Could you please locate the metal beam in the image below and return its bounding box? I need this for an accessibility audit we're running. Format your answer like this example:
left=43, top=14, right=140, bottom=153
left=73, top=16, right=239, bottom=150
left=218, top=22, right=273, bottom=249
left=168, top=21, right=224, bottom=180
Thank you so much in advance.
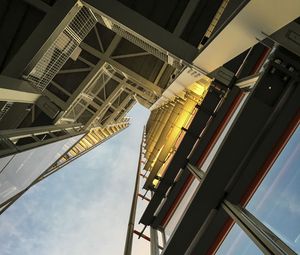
left=66, top=35, right=122, bottom=108
left=123, top=129, right=144, bottom=255
left=0, top=123, right=85, bottom=158
left=134, top=95, right=151, bottom=108
left=186, top=163, right=205, bottom=180
left=154, top=63, right=168, bottom=85
left=112, top=52, right=150, bottom=60
left=103, top=95, right=132, bottom=125
left=107, top=70, right=155, bottom=103
left=83, top=0, right=199, bottom=63
left=115, top=100, right=135, bottom=122
left=0, top=75, right=41, bottom=104
left=223, top=201, right=297, bottom=255
left=150, top=227, right=160, bottom=255
left=80, top=42, right=163, bottom=96
left=78, top=56, right=96, bottom=68
left=3, top=0, right=77, bottom=77
left=93, top=26, right=105, bottom=52
left=84, top=82, right=125, bottom=128
left=173, top=0, right=202, bottom=36
left=125, top=83, right=155, bottom=103
left=58, top=67, right=93, bottom=74
left=23, top=0, right=51, bottom=12
left=193, top=0, right=300, bottom=72
left=0, top=123, right=81, bottom=138
left=50, top=80, right=72, bottom=96
left=42, top=89, right=69, bottom=111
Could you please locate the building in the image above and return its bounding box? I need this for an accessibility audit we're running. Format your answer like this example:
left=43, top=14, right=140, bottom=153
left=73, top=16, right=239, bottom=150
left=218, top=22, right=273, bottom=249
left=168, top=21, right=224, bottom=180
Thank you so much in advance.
left=118, top=1, right=300, bottom=255
left=0, top=0, right=299, bottom=254
left=136, top=46, right=300, bottom=254
left=0, top=0, right=175, bottom=213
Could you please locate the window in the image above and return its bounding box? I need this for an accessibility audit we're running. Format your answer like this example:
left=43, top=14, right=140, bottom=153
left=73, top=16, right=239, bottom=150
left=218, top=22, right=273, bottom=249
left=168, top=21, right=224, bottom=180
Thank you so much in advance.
left=246, top=125, right=300, bottom=252
left=198, top=92, right=249, bottom=172
left=164, top=177, right=200, bottom=241
left=215, top=124, right=300, bottom=254
left=216, top=224, right=263, bottom=255
left=0, top=134, right=84, bottom=205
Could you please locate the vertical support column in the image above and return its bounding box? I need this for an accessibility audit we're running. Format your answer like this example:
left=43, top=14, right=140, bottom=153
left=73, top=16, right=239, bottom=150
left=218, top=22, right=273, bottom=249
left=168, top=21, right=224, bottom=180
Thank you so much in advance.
left=161, top=229, right=167, bottom=248
left=123, top=128, right=145, bottom=255
left=150, top=227, right=160, bottom=255
left=150, top=190, right=160, bottom=255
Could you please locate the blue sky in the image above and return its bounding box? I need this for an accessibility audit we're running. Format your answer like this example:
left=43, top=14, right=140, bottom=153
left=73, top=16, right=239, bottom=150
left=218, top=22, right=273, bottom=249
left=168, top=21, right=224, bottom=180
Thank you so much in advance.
left=0, top=104, right=150, bottom=255
left=1, top=103, right=299, bottom=255
left=217, top=125, right=300, bottom=254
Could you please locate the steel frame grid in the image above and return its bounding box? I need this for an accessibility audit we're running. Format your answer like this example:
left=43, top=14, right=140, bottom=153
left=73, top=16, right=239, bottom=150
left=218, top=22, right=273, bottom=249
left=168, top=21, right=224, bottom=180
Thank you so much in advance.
left=24, top=4, right=97, bottom=92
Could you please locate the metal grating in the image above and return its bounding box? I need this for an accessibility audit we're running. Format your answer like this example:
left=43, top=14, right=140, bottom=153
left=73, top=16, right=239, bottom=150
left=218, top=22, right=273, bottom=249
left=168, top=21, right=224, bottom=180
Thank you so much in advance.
left=202, top=0, right=229, bottom=44
left=58, top=63, right=116, bottom=124
left=100, top=16, right=184, bottom=70
left=25, top=6, right=97, bottom=92
left=0, top=102, right=13, bottom=122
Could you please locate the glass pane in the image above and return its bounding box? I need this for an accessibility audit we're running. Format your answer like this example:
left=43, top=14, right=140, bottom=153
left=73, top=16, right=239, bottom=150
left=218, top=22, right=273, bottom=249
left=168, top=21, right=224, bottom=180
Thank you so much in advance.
left=164, top=178, right=200, bottom=241
left=246, top=125, right=300, bottom=252
left=201, top=93, right=249, bottom=172
left=0, top=134, right=84, bottom=204
left=0, top=155, right=13, bottom=172
left=216, top=224, right=263, bottom=255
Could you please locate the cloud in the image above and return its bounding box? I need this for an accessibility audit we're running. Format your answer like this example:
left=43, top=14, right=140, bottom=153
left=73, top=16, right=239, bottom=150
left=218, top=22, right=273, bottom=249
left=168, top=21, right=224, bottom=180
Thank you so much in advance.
left=0, top=105, right=150, bottom=255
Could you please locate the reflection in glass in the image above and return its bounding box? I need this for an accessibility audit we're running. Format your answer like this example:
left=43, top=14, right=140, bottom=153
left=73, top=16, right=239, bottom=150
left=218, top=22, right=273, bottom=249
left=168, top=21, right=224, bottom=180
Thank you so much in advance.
left=164, top=178, right=200, bottom=241
left=216, top=224, right=262, bottom=255
left=0, top=134, right=84, bottom=205
left=201, top=93, right=249, bottom=172
left=246, top=126, right=300, bottom=252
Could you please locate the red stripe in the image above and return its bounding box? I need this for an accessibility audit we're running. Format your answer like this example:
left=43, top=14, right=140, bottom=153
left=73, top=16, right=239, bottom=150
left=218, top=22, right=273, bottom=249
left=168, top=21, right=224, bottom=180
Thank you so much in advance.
left=133, top=230, right=151, bottom=242
left=206, top=218, right=234, bottom=255
left=250, top=47, right=271, bottom=74
left=240, top=110, right=300, bottom=206
left=196, top=92, right=244, bottom=168
left=207, top=111, right=300, bottom=255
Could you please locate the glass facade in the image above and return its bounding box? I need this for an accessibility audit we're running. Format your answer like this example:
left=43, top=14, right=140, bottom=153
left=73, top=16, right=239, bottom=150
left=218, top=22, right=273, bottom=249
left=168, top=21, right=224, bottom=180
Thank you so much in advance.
left=246, top=125, right=300, bottom=252
left=164, top=178, right=200, bottom=241
left=216, top=125, right=300, bottom=254
left=216, top=224, right=263, bottom=255
left=200, top=92, right=249, bottom=172
left=0, top=134, right=84, bottom=205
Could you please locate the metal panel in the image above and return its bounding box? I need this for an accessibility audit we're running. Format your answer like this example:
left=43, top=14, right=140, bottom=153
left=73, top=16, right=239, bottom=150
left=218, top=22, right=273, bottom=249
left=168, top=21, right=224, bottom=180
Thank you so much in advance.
left=193, top=0, right=300, bottom=73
